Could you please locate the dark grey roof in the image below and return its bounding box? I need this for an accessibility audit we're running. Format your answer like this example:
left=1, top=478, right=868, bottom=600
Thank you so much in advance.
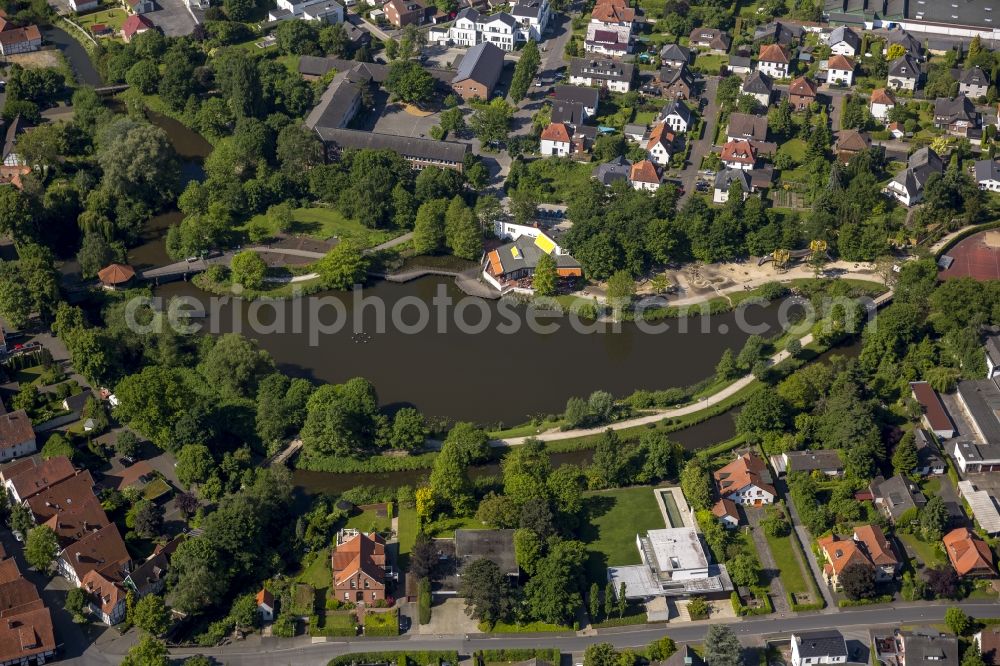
left=569, top=57, right=634, bottom=82
left=954, top=440, right=1000, bottom=464
left=902, top=630, right=959, bottom=666
left=455, top=5, right=479, bottom=20
left=794, top=630, right=848, bottom=660
left=306, top=73, right=365, bottom=131
left=743, top=70, right=773, bottom=94
left=976, top=160, right=1000, bottom=184
left=455, top=529, right=520, bottom=575
left=659, top=43, right=690, bottom=63
left=453, top=41, right=505, bottom=88
left=481, top=11, right=516, bottom=26
left=828, top=26, right=859, bottom=50
left=988, top=335, right=1000, bottom=369
left=728, top=56, right=752, bottom=69
left=2, top=116, right=22, bottom=161
left=551, top=100, right=585, bottom=125
left=553, top=84, right=599, bottom=108
left=872, top=474, right=927, bottom=520
left=892, top=146, right=943, bottom=196
left=714, top=168, right=750, bottom=192
left=510, top=0, right=543, bottom=18
left=661, top=99, right=692, bottom=123
left=659, top=65, right=693, bottom=88
left=623, top=123, right=646, bottom=137
left=315, top=128, right=470, bottom=164
left=727, top=112, right=767, bottom=141
left=753, top=20, right=802, bottom=45
left=63, top=391, right=92, bottom=414
left=901, top=0, right=1000, bottom=31
left=298, top=55, right=340, bottom=77
left=888, top=54, right=920, bottom=79
left=960, top=66, right=989, bottom=87
left=658, top=646, right=705, bottom=666
left=784, top=449, right=844, bottom=473
left=592, top=155, right=631, bottom=185
left=957, top=377, right=1000, bottom=443
left=886, top=28, right=921, bottom=56
left=934, top=94, right=976, bottom=123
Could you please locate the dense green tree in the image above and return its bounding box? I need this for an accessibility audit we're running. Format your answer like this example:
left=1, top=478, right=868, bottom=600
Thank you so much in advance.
left=508, top=40, right=540, bottom=102
left=513, top=527, right=544, bottom=575
left=920, top=495, right=950, bottom=542
left=121, top=635, right=169, bottom=666
left=470, top=98, right=513, bottom=146
left=892, top=430, right=919, bottom=478
left=945, top=606, right=971, bottom=636
left=459, top=557, right=513, bottom=624
left=389, top=408, right=427, bottom=451
left=176, top=445, right=215, bottom=487
left=444, top=196, right=482, bottom=260
left=680, top=457, right=712, bottom=510
left=704, top=625, right=743, bottom=666
left=199, top=333, right=274, bottom=399
left=24, top=526, right=58, bottom=572
left=230, top=250, right=267, bottom=289
left=41, top=433, right=75, bottom=461
left=412, top=198, right=448, bottom=255
left=301, top=378, right=387, bottom=457
left=736, top=390, right=787, bottom=442
left=316, top=240, right=370, bottom=290
left=385, top=60, right=435, bottom=105
left=585, top=643, right=619, bottom=666
left=840, top=562, right=876, bottom=600
left=524, top=539, right=587, bottom=625
left=132, top=594, right=171, bottom=636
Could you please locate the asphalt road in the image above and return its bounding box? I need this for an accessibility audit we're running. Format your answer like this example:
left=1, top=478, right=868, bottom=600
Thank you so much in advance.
left=143, top=602, right=1000, bottom=666
left=676, top=76, right=719, bottom=201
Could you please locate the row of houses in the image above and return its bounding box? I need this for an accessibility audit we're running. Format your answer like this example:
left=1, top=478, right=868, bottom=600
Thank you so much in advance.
left=0, top=541, right=55, bottom=664
left=427, top=0, right=550, bottom=51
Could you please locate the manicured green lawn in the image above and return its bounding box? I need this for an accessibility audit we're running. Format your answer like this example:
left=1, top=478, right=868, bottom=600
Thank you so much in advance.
left=398, top=507, right=418, bottom=556
left=692, top=53, right=728, bottom=74
left=519, top=158, right=594, bottom=204
left=777, top=138, right=807, bottom=163
left=898, top=532, right=945, bottom=567
left=764, top=531, right=810, bottom=596
left=632, top=110, right=657, bottom=126
left=423, top=515, right=484, bottom=538
left=297, top=548, right=333, bottom=591
left=243, top=206, right=404, bottom=247
left=346, top=507, right=393, bottom=534
left=75, top=6, right=128, bottom=33
left=579, top=486, right=665, bottom=585
left=14, top=366, right=46, bottom=386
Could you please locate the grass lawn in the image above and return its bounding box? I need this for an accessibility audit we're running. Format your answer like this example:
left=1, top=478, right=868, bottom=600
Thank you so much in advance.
left=423, top=515, right=484, bottom=538
left=764, top=531, right=811, bottom=596
left=898, top=532, right=945, bottom=568
left=777, top=138, right=808, bottom=164
left=519, top=158, right=595, bottom=204
left=75, top=6, right=127, bottom=33
left=311, top=611, right=358, bottom=637
left=275, top=54, right=301, bottom=74
left=346, top=507, right=393, bottom=534
left=692, top=53, right=728, bottom=74
left=296, top=548, right=333, bottom=591
left=243, top=206, right=404, bottom=247
left=579, top=486, right=665, bottom=585
left=632, top=110, right=657, bottom=126
left=398, top=505, right=419, bottom=547
left=14, top=365, right=46, bottom=386
left=364, top=609, right=400, bottom=636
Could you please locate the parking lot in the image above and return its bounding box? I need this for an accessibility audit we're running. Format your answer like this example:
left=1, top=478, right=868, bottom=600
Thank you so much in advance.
left=145, top=0, right=198, bottom=37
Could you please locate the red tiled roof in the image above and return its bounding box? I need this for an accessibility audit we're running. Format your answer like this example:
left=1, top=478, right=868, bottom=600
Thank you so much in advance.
left=818, top=533, right=872, bottom=576
left=713, top=452, right=774, bottom=496
left=58, top=523, right=130, bottom=582
left=853, top=524, right=898, bottom=567
left=96, top=263, right=135, bottom=285
left=0, top=25, right=39, bottom=48
left=909, top=382, right=953, bottom=432
left=332, top=532, right=386, bottom=587
left=107, top=461, right=154, bottom=491
left=0, top=410, right=33, bottom=451
left=121, top=14, right=153, bottom=38
left=81, top=569, right=125, bottom=617
left=789, top=76, right=817, bottom=97
left=629, top=159, right=659, bottom=183
left=541, top=122, right=571, bottom=143
left=256, top=588, right=274, bottom=607
left=0, top=605, right=55, bottom=664
left=944, top=527, right=995, bottom=576
left=712, top=498, right=738, bottom=520
left=3, top=457, right=75, bottom=502
left=758, top=43, right=789, bottom=64
left=828, top=54, right=854, bottom=71
left=591, top=3, right=634, bottom=22
left=721, top=139, right=756, bottom=165
left=646, top=122, right=675, bottom=151
left=870, top=88, right=896, bottom=105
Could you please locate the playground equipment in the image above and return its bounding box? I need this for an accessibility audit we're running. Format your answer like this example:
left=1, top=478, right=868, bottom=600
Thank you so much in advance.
left=757, top=240, right=831, bottom=270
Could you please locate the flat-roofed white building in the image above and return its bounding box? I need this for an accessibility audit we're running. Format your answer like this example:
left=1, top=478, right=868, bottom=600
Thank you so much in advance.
left=607, top=527, right=732, bottom=600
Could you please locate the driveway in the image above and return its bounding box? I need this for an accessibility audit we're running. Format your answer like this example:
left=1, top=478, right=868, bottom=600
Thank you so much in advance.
left=676, top=75, right=719, bottom=200
left=745, top=507, right=791, bottom=614
left=775, top=478, right=838, bottom=613
left=145, top=0, right=198, bottom=37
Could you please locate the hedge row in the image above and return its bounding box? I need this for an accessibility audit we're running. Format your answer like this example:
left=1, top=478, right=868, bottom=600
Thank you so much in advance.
left=731, top=589, right=774, bottom=617
left=364, top=609, right=400, bottom=637
left=838, top=595, right=893, bottom=608
left=328, top=651, right=460, bottom=666
left=476, top=649, right=561, bottom=664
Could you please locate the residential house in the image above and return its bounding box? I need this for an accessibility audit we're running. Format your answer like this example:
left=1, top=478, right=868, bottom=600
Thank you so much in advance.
left=888, top=121, right=905, bottom=139
left=541, top=122, right=572, bottom=156
left=976, top=627, right=1000, bottom=666
left=753, top=20, right=802, bottom=46
left=1, top=116, right=24, bottom=168
left=105, top=461, right=155, bottom=492
left=607, top=527, right=733, bottom=600
left=436, top=10, right=519, bottom=51
left=721, top=140, right=756, bottom=171
left=26, top=471, right=109, bottom=546
left=629, top=159, right=660, bottom=192
left=383, top=0, right=433, bottom=26
left=870, top=87, right=896, bottom=122
left=727, top=56, right=752, bottom=75
left=901, top=630, right=959, bottom=666
left=455, top=529, right=521, bottom=578
left=711, top=498, right=740, bottom=529
left=826, top=54, right=855, bottom=86
left=659, top=43, right=690, bottom=68
left=658, top=646, right=706, bottom=666
left=451, top=41, right=505, bottom=101
left=887, top=55, right=921, bottom=91
left=913, top=429, right=946, bottom=476
left=870, top=474, right=926, bottom=524
left=954, top=377, right=1000, bottom=458
left=81, top=568, right=127, bottom=625
left=257, top=588, right=275, bottom=623
left=0, top=565, right=54, bottom=665
left=585, top=28, right=628, bottom=57
left=909, top=380, right=954, bottom=438
left=884, top=147, right=943, bottom=207
left=788, top=76, right=817, bottom=110
left=688, top=27, right=730, bottom=53
left=332, top=530, right=387, bottom=603
left=772, top=449, right=845, bottom=477
left=586, top=2, right=634, bottom=56
left=757, top=44, right=790, bottom=79
left=569, top=57, right=634, bottom=93
left=623, top=124, right=646, bottom=142
left=817, top=524, right=900, bottom=589
left=943, top=527, right=995, bottom=577
left=2, top=455, right=75, bottom=504
left=123, top=0, right=156, bottom=13
left=592, top=155, right=632, bottom=186
left=482, top=233, right=582, bottom=290
left=953, top=441, right=1000, bottom=474
left=0, top=25, right=40, bottom=55
left=0, top=410, right=35, bottom=463
left=660, top=99, right=692, bottom=133
left=553, top=84, right=598, bottom=117
left=645, top=122, right=675, bottom=165
left=933, top=94, right=980, bottom=139
left=713, top=452, right=775, bottom=506
left=120, top=14, right=154, bottom=42
left=959, top=66, right=990, bottom=99
left=550, top=100, right=585, bottom=126
left=657, top=65, right=695, bottom=99
left=827, top=26, right=859, bottom=56
left=885, top=29, right=922, bottom=59
left=56, top=523, right=131, bottom=588
left=62, top=392, right=92, bottom=420
left=791, top=630, right=848, bottom=666
left=510, top=0, right=549, bottom=41
left=835, top=129, right=870, bottom=163
left=713, top=168, right=751, bottom=204
left=123, top=535, right=184, bottom=597
left=726, top=113, right=767, bottom=143
left=742, top=71, right=773, bottom=107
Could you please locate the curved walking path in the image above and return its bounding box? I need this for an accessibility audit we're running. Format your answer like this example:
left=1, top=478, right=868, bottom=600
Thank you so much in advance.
left=495, top=290, right=893, bottom=446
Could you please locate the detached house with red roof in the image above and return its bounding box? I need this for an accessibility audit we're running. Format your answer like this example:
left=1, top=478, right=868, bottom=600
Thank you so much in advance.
left=944, top=527, right=995, bottom=578
left=713, top=452, right=774, bottom=506
left=870, top=88, right=896, bottom=122
left=629, top=159, right=660, bottom=192
left=757, top=44, right=789, bottom=79
left=0, top=25, right=40, bottom=56
left=818, top=524, right=901, bottom=590
left=721, top=140, right=756, bottom=171
left=332, top=530, right=387, bottom=604
left=645, top=122, right=675, bottom=165
left=788, top=76, right=817, bottom=111
left=827, top=54, right=855, bottom=87
left=0, top=409, right=35, bottom=463
left=121, top=14, right=154, bottom=42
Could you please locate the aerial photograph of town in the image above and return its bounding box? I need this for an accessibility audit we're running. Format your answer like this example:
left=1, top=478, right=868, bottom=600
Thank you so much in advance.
left=6, top=0, right=1000, bottom=662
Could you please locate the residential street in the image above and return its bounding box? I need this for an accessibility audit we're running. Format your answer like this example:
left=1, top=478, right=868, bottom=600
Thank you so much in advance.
left=677, top=76, right=719, bottom=200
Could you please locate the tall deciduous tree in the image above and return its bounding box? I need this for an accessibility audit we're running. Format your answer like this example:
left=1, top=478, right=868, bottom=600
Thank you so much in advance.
left=24, top=526, right=58, bottom=572
left=230, top=250, right=267, bottom=289
left=412, top=198, right=448, bottom=255
left=385, top=60, right=435, bottom=105
left=459, top=558, right=513, bottom=624
left=533, top=252, right=557, bottom=296
left=316, top=240, right=370, bottom=290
